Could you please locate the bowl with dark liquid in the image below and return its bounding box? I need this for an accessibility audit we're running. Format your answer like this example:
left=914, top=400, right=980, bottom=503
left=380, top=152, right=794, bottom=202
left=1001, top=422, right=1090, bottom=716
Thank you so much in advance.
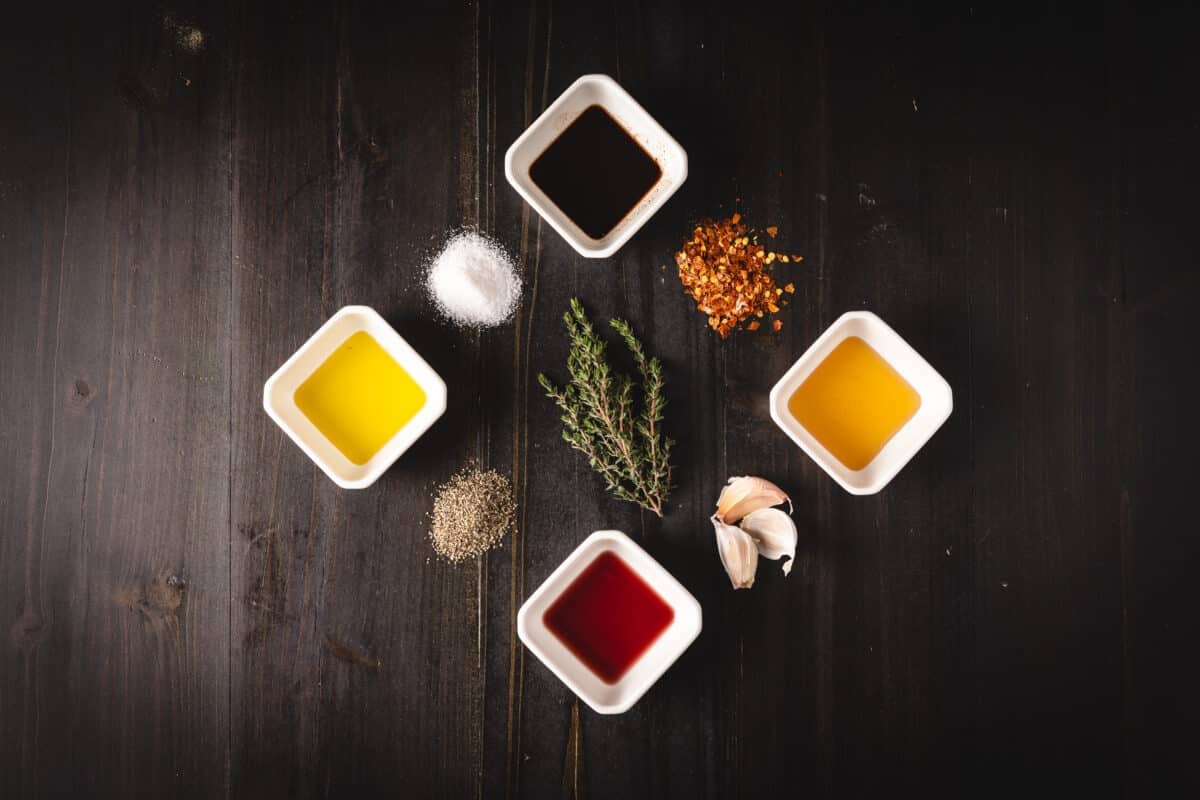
left=505, top=74, right=687, bottom=258
left=517, top=530, right=702, bottom=714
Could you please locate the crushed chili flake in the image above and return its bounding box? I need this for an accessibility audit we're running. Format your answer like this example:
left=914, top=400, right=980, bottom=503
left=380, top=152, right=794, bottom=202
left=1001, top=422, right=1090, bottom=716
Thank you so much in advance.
left=674, top=215, right=803, bottom=338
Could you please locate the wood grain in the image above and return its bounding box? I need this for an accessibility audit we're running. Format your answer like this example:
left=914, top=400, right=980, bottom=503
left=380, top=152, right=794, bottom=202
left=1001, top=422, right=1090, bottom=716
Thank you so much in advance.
left=228, top=3, right=482, bottom=797
left=2, top=2, right=1197, bottom=798
left=0, top=4, right=232, bottom=797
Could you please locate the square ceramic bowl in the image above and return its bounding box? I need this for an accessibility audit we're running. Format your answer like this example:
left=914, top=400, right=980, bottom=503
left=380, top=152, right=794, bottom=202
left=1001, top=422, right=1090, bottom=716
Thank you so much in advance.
left=262, top=305, right=446, bottom=490
left=504, top=74, right=687, bottom=259
left=769, top=311, right=953, bottom=495
left=517, top=530, right=702, bottom=714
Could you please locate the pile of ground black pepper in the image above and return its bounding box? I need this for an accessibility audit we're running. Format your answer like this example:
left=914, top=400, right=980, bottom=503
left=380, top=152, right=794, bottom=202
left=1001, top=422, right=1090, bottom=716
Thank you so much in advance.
left=428, top=467, right=516, bottom=562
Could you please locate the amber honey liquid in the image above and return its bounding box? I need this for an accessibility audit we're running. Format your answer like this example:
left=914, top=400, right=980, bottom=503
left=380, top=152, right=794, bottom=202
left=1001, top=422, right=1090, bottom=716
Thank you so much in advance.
left=543, top=551, right=674, bottom=685
left=787, top=336, right=921, bottom=471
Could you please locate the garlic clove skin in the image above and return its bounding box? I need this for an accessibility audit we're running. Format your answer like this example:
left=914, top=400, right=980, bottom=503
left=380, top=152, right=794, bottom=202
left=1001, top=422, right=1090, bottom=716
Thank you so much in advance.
left=739, top=507, right=797, bottom=576
left=712, top=515, right=758, bottom=589
left=715, top=476, right=793, bottom=525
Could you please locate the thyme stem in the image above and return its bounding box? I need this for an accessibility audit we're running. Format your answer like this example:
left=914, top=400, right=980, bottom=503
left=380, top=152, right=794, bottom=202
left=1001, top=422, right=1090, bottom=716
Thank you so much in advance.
left=538, top=299, right=674, bottom=517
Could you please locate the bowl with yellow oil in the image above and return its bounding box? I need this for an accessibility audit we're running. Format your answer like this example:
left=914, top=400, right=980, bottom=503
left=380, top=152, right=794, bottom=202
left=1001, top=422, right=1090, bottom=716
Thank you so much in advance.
left=263, top=306, right=447, bottom=489
left=769, top=311, right=952, bottom=495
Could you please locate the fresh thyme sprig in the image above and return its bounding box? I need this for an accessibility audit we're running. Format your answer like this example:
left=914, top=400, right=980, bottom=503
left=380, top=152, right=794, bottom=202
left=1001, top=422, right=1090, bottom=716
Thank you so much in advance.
left=538, top=298, right=674, bottom=517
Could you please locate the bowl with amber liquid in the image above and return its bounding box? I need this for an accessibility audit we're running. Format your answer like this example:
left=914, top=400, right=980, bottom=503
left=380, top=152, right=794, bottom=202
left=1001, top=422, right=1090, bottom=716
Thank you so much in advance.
left=769, top=311, right=952, bottom=494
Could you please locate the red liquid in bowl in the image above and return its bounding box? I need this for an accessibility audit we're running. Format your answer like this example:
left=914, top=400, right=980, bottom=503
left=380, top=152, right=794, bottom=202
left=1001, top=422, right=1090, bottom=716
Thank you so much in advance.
left=543, top=551, right=675, bottom=684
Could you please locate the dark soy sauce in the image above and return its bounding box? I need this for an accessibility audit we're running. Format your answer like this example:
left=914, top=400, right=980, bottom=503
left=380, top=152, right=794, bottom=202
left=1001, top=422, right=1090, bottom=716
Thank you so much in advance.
left=529, top=105, right=663, bottom=240
left=542, top=551, right=674, bottom=684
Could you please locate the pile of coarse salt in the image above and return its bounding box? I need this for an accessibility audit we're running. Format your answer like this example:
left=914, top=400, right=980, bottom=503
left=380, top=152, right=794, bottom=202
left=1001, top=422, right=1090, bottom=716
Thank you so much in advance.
left=426, top=232, right=521, bottom=327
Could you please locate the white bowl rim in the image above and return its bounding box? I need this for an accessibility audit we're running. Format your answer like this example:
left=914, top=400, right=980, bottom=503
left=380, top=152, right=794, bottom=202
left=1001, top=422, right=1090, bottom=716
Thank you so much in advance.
left=262, top=305, right=447, bottom=489
left=517, top=530, right=702, bottom=714
left=504, top=73, right=688, bottom=259
left=768, top=310, right=953, bottom=495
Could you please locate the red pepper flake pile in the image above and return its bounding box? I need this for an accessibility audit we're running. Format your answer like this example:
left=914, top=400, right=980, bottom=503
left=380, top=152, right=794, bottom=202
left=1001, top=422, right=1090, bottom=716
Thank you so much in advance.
left=673, top=214, right=801, bottom=338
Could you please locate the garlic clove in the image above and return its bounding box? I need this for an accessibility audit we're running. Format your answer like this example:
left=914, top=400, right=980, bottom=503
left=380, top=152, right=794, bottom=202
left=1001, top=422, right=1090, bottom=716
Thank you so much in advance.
left=715, top=476, right=793, bottom=525
left=739, top=507, right=797, bottom=576
left=712, top=515, right=758, bottom=589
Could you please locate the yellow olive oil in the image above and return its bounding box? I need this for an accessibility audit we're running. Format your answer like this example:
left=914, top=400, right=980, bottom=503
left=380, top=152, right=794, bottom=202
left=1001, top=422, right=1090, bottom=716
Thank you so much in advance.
left=295, top=331, right=425, bottom=465
left=787, top=336, right=921, bottom=471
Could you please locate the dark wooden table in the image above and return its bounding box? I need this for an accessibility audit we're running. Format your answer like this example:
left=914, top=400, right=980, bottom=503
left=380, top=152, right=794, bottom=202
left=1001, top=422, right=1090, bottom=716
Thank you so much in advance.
left=2, top=2, right=1196, bottom=797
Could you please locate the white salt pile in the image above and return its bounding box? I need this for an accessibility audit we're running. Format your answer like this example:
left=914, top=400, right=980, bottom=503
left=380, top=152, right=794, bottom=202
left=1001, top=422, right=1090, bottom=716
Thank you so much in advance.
left=427, top=232, right=521, bottom=327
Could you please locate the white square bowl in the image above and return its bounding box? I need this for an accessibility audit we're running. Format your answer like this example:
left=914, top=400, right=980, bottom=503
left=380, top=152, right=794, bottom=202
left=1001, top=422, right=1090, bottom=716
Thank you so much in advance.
left=768, top=311, right=953, bottom=495
left=504, top=74, right=687, bottom=259
left=517, top=530, right=702, bottom=714
left=262, top=305, right=447, bottom=490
